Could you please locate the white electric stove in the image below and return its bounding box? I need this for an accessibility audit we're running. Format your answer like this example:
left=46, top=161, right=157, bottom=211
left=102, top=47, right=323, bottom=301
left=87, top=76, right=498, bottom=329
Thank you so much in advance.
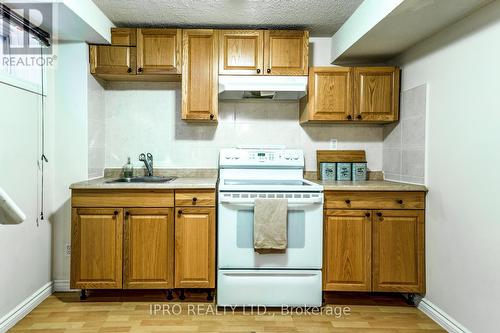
left=217, top=146, right=324, bottom=307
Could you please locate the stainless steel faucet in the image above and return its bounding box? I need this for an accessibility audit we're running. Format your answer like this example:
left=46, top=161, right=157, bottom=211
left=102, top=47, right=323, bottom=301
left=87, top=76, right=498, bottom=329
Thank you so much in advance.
left=139, top=153, right=154, bottom=176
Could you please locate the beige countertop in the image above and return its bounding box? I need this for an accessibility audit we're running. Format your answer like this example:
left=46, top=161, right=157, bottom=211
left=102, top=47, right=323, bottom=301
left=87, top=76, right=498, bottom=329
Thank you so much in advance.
left=309, top=179, right=428, bottom=192
left=70, top=177, right=218, bottom=190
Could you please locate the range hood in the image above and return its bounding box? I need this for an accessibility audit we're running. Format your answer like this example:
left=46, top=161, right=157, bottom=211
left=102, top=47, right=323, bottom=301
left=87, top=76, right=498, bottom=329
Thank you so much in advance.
left=218, top=75, right=308, bottom=100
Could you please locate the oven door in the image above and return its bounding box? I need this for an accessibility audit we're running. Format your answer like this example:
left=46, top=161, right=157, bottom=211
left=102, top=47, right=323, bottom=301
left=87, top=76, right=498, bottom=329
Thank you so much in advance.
left=218, top=192, right=323, bottom=269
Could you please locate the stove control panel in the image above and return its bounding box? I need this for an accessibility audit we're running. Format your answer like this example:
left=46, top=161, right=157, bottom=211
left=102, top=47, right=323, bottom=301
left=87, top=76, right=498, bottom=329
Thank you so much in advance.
left=220, top=148, right=304, bottom=167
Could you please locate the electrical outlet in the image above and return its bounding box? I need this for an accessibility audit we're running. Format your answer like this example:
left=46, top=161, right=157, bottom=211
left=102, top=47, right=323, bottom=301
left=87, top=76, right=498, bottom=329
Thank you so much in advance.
left=64, top=243, right=71, bottom=256
left=329, top=139, right=338, bottom=150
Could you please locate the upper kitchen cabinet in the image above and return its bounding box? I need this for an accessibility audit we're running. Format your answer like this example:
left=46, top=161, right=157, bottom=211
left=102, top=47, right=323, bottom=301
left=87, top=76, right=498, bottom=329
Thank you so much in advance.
left=137, top=29, right=182, bottom=75
left=89, top=28, right=182, bottom=81
left=300, top=67, right=352, bottom=122
left=300, top=66, right=400, bottom=123
left=182, top=29, right=218, bottom=121
left=90, top=45, right=136, bottom=76
left=264, top=30, right=309, bottom=75
left=110, top=28, right=137, bottom=46
left=218, top=29, right=308, bottom=76
left=219, top=30, right=264, bottom=75
left=353, top=67, right=400, bottom=122
left=90, top=28, right=136, bottom=77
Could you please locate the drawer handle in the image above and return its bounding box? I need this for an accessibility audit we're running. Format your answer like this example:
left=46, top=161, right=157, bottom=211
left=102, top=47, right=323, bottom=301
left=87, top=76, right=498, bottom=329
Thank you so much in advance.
left=397, top=199, right=404, bottom=204
left=178, top=209, right=183, bottom=215
left=345, top=199, right=351, bottom=204
left=192, top=197, right=198, bottom=203
left=365, top=212, right=371, bottom=218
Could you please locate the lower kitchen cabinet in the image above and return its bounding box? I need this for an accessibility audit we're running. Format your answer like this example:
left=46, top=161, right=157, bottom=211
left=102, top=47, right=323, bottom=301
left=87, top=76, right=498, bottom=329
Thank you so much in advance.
left=323, top=210, right=371, bottom=291
left=71, top=208, right=123, bottom=289
left=323, top=191, right=426, bottom=294
left=372, top=210, right=425, bottom=292
left=175, top=207, right=216, bottom=288
left=123, top=208, right=174, bottom=289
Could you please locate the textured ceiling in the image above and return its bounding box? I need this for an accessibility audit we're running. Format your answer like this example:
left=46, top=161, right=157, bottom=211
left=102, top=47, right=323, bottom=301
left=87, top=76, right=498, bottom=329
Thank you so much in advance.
left=91, top=0, right=363, bottom=37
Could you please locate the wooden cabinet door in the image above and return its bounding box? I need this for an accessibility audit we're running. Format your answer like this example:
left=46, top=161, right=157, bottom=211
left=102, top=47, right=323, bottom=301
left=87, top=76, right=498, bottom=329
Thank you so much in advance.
left=324, top=210, right=372, bottom=291
left=89, top=45, right=136, bottom=75
left=123, top=208, right=174, bottom=289
left=264, top=30, right=308, bottom=75
left=111, top=28, right=136, bottom=46
left=71, top=208, right=123, bottom=289
left=175, top=207, right=215, bottom=288
left=372, top=210, right=425, bottom=292
left=353, top=67, right=400, bottom=122
left=218, top=30, right=264, bottom=75
left=137, top=29, right=182, bottom=74
left=182, top=29, right=218, bottom=121
left=306, top=67, right=353, bottom=121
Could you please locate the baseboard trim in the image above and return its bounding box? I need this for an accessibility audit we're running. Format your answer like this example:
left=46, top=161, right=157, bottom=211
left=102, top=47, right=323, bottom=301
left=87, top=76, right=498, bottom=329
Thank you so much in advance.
left=53, top=280, right=76, bottom=292
left=0, top=281, right=53, bottom=333
left=418, top=298, right=471, bottom=333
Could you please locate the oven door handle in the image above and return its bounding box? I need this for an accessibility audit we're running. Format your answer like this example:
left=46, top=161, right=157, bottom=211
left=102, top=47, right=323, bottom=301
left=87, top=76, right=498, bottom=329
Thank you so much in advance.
left=219, top=198, right=323, bottom=206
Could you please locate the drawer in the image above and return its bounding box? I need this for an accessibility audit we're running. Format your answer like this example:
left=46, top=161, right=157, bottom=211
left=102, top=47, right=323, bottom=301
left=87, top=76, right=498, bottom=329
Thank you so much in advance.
left=325, top=191, right=425, bottom=210
left=72, top=190, right=174, bottom=208
left=175, top=190, right=215, bottom=206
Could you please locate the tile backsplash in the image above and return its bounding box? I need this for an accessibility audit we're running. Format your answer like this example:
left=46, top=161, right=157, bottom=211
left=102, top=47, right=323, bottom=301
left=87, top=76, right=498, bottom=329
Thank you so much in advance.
left=89, top=81, right=385, bottom=172
left=383, top=84, right=427, bottom=184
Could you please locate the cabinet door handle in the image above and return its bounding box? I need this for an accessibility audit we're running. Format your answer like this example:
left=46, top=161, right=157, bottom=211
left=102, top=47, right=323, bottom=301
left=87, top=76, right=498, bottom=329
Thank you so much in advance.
left=210, top=114, right=214, bottom=120
left=356, top=115, right=362, bottom=120
left=113, top=210, right=119, bottom=216
left=127, top=67, right=132, bottom=73
left=178, top=209, right=183, bottom=215
left=256, top=69, right=261, bottom=74
left=376, top=212, right=383, bottom=218
left=346, top=115, right=352, bottom=120
left=138, top=67, right=143, bottom=73
left=267, top=68, right=271, bottom=74
left=125, top=211, right=130, bottom=217
left=365, top=212, right=371, bottom=218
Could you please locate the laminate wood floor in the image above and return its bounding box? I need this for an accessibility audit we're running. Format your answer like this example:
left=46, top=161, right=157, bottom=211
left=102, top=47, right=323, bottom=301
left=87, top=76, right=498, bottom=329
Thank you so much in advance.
left=10, top=291, right=444, bottom=333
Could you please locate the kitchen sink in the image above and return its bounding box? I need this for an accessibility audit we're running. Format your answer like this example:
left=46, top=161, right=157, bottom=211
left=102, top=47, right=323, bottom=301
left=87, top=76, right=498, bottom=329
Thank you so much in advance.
left=106, top=176, right=176, bottom=183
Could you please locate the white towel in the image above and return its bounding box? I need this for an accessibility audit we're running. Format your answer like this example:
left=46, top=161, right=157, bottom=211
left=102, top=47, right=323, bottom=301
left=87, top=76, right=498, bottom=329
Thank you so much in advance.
left=253, top=198, right=288, bottom=253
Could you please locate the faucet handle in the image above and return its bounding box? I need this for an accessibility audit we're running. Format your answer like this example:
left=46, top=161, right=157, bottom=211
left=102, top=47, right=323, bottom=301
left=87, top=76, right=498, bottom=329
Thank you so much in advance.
left=138, top=153, right=146, bottom=162
left=146, top=153, right=153, bottom=163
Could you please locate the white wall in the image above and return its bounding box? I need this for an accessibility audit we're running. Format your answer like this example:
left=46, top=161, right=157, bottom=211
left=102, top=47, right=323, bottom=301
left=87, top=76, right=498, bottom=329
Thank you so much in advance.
left=50, top=42, right=89, bottom=283
left=396, top=2, right=500, bottom=332
left=101, top=38, right=384, bottom=172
